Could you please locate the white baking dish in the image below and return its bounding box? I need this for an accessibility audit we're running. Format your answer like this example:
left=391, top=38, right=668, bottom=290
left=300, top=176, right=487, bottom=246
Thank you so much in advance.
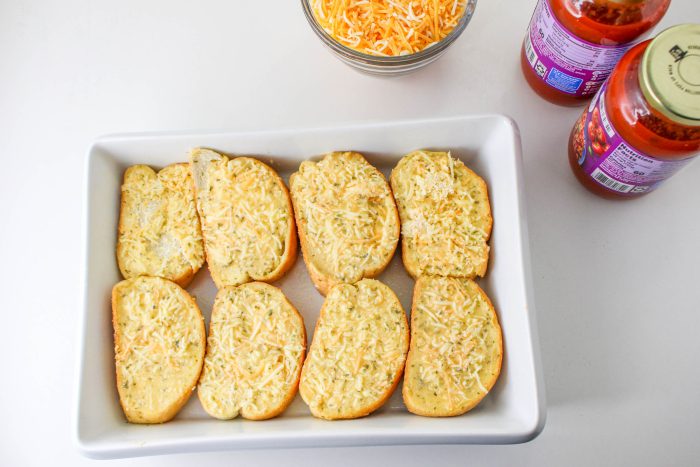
left=75, top=115, right=545, bottom=459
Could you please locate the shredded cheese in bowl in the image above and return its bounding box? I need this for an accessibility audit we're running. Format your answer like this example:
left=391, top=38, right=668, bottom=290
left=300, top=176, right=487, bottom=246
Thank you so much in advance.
left=310, top=0, right=468, bottom=56
left=301, top=0, right=477, bottom=74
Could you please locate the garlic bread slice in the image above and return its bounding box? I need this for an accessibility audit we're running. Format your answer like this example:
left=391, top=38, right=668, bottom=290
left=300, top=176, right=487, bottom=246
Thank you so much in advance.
left=403, top=276, right=502, bottom=417
left=189, top=148, right=297, bottom=288
left=290, top=152, right=400, bottom=296
left=117, top=163, right=205, bottom=287
left=198, top=282, right=306, bottom=420
left=299, top=279, right=409, bottom=420
left=390, top=150, right=492, bottom=279
left=112, top=276, right=206, bottom=424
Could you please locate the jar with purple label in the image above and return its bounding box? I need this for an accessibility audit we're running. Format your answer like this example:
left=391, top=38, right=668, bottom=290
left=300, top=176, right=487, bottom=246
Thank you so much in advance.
left=521, top=0, right=669, bottom=106
left=569, top=24, right=700, bottom=198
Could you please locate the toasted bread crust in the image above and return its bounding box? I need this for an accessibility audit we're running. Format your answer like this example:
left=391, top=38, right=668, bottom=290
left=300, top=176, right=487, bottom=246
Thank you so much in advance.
left=402, top=276, right=503, bottom=417
left=197, top=282, right=306, bottom=420
left=391, top=151, right=492, bottom=280
left=117, top=163, right=205, bottom=288
left=290, top=152, right=399, bottom=296
left=112, top=276, right=206, bottom=424
left=190, top=149, right=297, bottom=288
left=299, top=279, right=409, bottom=420
left=299, top=254, right=336, bottom=299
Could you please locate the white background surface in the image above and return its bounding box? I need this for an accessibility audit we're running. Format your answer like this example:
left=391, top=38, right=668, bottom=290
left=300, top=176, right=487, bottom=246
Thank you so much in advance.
left=1, top=0, right=699, bottom=465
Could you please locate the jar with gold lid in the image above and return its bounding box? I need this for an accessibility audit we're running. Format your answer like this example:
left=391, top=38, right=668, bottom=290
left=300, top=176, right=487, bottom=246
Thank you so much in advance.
left=568, top=24, right=700, bottom=198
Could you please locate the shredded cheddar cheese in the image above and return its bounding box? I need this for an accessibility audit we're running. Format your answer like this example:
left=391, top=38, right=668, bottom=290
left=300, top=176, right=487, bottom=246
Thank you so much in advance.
left=310, top=0, right=468, bottom=56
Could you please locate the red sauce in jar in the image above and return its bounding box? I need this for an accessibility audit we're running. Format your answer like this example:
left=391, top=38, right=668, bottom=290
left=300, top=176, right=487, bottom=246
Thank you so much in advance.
left=521, top=0, right=669, bottom=106
left=568, top=31, right=700, bottom=198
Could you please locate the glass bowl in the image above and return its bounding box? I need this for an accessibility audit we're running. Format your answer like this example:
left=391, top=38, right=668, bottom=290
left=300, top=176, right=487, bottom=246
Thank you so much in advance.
left=301, top=0, right=478, bottom=76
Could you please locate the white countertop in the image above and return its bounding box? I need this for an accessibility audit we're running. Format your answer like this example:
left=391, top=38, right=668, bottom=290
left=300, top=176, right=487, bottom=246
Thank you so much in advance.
left=1, top=1, right=699, bottom=465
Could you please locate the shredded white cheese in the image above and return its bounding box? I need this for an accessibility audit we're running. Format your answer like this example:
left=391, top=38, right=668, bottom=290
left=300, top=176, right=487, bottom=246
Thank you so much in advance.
left=403, top=276, right=502, bottom=415
left=197, top=283, right=305, bottom=420
left=118, top=164, right=204, bottom=282
left=191, top=151, right=292, bottom=287
left=391, top=151, right=491, bottom=278
left=299, top=279, right=408, bottom=419
left=291, top=152, right=399, bottom=288
left=113, top=276, right=205, bottom=422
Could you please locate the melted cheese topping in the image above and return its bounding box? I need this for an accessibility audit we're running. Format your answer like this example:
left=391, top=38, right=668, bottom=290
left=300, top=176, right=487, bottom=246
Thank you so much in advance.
left=197, top=283, right=306, bottom=420
left=118, top=164, right=204, bottom=282
left=403, top=276, right=501, bottom=416
left=391, top=151, right=491, bottom=278
left=299, top=279, right=408, bottom=419
left=191, top=151, right=292, bottom=287
left=291, top=152, right=399, bottom=288
left=310, top=0, right=468, bottom=56
left=113, top=276, right=205, bottom=423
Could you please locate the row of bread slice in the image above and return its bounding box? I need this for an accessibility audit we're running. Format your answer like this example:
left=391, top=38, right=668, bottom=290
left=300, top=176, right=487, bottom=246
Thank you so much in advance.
left=117, top=149, right=493, bottom=294
left=112, top=275, right=401, bottom=423
left=116, top=151, right=297, bottom=290
left=113, top=276, right=306, bottom=423
left=113, top=274, right=501, bottom=423
left=302, top=274, right=503, bottom=419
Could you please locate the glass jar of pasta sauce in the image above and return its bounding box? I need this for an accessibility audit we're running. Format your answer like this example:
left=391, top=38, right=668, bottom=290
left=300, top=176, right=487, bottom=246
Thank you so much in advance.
left=522, top=0, right=670, bottom=106
left=569, top=24, right=700, bottom=198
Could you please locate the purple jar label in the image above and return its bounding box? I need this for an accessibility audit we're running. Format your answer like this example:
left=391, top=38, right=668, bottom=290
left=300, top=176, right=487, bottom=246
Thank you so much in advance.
left=524, top=0, right=633, bottom=97
left=572, top=83, right=693, bottom=193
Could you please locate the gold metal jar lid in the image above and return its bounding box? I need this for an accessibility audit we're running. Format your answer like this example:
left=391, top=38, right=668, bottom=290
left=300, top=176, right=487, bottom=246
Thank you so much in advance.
left=640, top=24, right=700, bottom=127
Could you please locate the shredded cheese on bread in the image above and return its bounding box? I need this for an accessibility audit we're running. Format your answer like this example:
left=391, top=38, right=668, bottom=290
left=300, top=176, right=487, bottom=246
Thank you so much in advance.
left=310, top=0, right=468, bottom=56
left=112, top=276, right=206, bottom=424
left=290, top=152, right=399, bottom=295
left=190, top=148, right=297, bottom=288
left=402, top=276, right=502, bottom=417
left=117, top=164, right=205, bottom=287
left=197, top=282, right=306, bottom=420
left=299, top=279, right=409, bottom=420
left=390, top=150, right=492, bottom=279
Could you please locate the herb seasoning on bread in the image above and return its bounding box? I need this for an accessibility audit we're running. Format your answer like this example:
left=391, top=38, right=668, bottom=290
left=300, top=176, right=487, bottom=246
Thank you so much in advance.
left=112, top=276, right=206, bottom=423
left=117, top=164, right=205, bottom=287
left=190, top=148, right=297, bottom=288
left=290, top=152, right=399, bottom=295
left=391, top=150, right=492, bottom=279
left=403, top=276, right=502, bottom=417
